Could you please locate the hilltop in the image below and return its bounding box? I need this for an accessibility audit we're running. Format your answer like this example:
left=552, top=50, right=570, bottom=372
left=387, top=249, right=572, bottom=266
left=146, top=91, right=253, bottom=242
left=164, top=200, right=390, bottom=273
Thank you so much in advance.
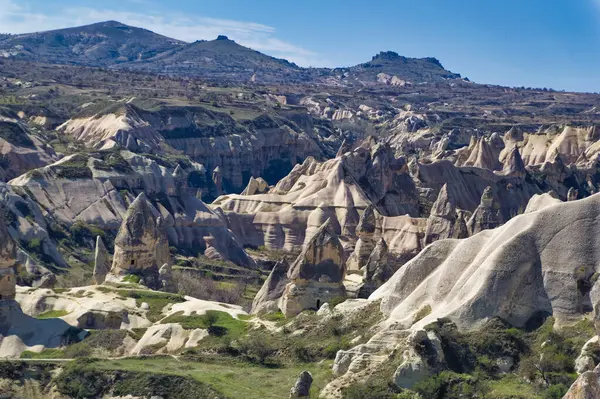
left=0, top=21, right=461, bottom=85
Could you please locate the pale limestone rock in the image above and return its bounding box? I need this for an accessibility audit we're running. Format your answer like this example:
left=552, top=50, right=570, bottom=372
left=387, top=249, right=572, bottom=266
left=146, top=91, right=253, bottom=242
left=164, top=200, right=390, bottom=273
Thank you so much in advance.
left=467, top=186, right=501, bottom=234
left=159, top=263, right=176, bottom=293
left=357, top=238, right=391, bottom=298
left=324, top=193, right=600, bottom=393
left=109, top=193, right=170, bottom=288
left=251, top=260, right=289, bottom=315
left=346, top=205, right=377, bottom=274
left=241, top=176, right=269, bottom=196
left=462, top=137, right=501, bottom=170
left=336, top=138, right=352, bottom=157
left=568, top=187, right=579, bottom=201
left=92, top=236, right=110, bottom=285
left=524, top=192, right=562, bottom=213
left=289, top=371, right=313, bottom=398
left=563, top=364, right=600, bottom=399
left=392, top=329, right=444, bottom=389
left=279, top=220, right=346, bottom=317
left=212, top=166, right=222, bottom=196
left=502, top=146, right=526, bottom=178
left=0, top=205, right=17, bottom=300
left=424, top=184, right=468, bottom=245
left=575, top=336, right=600, bottom=374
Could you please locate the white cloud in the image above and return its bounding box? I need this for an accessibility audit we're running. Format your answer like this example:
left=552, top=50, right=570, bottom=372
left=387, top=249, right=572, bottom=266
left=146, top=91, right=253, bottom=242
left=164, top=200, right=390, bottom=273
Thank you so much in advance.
left=0, top=0, right=328, bottom=67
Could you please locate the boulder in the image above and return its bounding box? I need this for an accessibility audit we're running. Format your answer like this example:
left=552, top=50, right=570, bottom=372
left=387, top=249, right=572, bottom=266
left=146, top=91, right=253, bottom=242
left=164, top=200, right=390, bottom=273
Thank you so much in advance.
left=289, top=371, right=313, bottom=398
left=563, top=364, right=600, bottom=399
left=575, top=336, right=600, bottom=375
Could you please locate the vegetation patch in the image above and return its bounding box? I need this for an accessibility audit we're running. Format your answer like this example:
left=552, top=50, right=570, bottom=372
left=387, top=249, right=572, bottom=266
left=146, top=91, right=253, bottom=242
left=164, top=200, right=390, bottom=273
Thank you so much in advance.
left=49, top=155, right=93, bottom=179
left=36, top=309, right=70, bottom=319
left=0, top=120, right=35, bottom=147
left=20, top=348, right=66, bottom=359
left=122, top=289, right=186, bottom=322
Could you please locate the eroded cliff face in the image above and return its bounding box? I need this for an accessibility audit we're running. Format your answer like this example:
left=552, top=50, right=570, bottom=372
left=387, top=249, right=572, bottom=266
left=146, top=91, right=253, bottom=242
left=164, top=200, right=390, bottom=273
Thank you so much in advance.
left=8, top=151, right=254, bottom=268
left=215, top=141, right=423, bottom=263
left=0, top=110, right=58, bottom=180
left=58, top=103, right=332, bottom=192
left=324, top=192, right=600, bottom=397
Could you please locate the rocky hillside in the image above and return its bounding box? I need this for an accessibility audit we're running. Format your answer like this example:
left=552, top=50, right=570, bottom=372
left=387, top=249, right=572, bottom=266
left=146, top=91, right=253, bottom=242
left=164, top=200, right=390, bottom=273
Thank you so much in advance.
left=0, top=21, right=184, bottom=66
left=124, top=35, right=307, bottom=83
left=0, top=21, right=462, bottom=85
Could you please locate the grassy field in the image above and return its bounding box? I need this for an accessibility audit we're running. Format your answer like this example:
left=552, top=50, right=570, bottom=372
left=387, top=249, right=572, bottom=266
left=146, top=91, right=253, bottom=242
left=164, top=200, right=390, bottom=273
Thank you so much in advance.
left=91, top=357, right=333, bottom=399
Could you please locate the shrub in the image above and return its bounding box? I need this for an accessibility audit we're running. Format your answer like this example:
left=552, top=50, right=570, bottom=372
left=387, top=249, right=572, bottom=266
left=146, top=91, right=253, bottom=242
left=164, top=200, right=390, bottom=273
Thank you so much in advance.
left=542, top=384, right=569, bottom=399
left=55, top=364, right=110, bottom=399
left=343, top=379, right=399, bottom=399
left=3, top=208, right=17, bottom=227
left=238, top=331, right=277, bottom=364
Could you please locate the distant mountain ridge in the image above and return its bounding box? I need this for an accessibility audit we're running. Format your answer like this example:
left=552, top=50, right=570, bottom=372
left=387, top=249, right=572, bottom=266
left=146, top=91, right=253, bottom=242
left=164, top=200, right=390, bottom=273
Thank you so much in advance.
left=0, top=21, right=461, bottom=85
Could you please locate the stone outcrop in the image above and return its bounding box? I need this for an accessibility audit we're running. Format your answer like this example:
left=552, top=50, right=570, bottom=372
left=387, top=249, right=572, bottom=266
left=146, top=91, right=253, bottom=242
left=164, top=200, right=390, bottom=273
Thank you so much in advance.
left=241, top=176, right=269, bottom=196
left=575, top=336, right=600, bottom=375
left=59, top=104, right=330, bottom=192
left=424, top=184, right=468, bottom=245
left=501, top=145, right=526, bottom=178
left=216, top=141, right=421, bottom=262
left=9, top=152, right=254, bottom=269
left=212, top=166, right=222, bottom=197
left=327, top=193, right=600, bottom=393
left=251, top=260, right=290, bottom=315
left=467, top=186, right=501, bottom=234
left=108, top=193, right=170, bottom=287
left=0, top=205, right=17, bottom=300
left=392, top=330, right=444, bottom=389
left=357, top=238, right=392, bottom=298
left=346, top=205, right=377, bottom=273
left=563, top=364, right=600, bottom=399
left=159, top=263, right=176, bottom=293
left=461, top=137, right=501, bottom=171
left=414, top=160, right=540, bottom=222
left=289, top=371, right=313, bottom=398
left=92, top=236, right=110, bottom=285
left=279, top=220, right=347, bottom=317
left=568, top=187, right=579, bottom=201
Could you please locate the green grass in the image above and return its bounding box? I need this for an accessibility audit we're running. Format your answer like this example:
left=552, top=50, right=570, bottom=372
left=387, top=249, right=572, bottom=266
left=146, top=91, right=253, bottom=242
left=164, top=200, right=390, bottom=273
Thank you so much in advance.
left=124, top=290, right=186, bottom=322
left=36, top=309, right=70, bottom=319
left=486, top=375, right=540, bottom=398
left=20, top=348, right=66, bottom=359
left=262, top=311, right=286, bottom=323
left=122, top=274, right=142, bottom=284
left=91, top=357, right=333, bottom=399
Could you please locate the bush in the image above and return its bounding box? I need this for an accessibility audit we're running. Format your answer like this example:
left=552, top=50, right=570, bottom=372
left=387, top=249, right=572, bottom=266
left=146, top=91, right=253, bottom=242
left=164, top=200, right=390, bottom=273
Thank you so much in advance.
left=542, top=384, right=569, bottom=399
left=55, top=364, right=110, bottom=399
left=238, top=332, right=277, bottom=364
left=172, top=270, right=245, bottom=304
left=71, top=221, right=105, bottom=245
left=112, top=371, right=221, bottom=398
left=343, top=379, right=399, bottom=399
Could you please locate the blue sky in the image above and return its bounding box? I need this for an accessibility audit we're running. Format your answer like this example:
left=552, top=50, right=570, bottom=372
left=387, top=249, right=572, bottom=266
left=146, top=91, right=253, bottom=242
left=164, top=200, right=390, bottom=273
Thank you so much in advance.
left=1, top=0, right=600, bottom=92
